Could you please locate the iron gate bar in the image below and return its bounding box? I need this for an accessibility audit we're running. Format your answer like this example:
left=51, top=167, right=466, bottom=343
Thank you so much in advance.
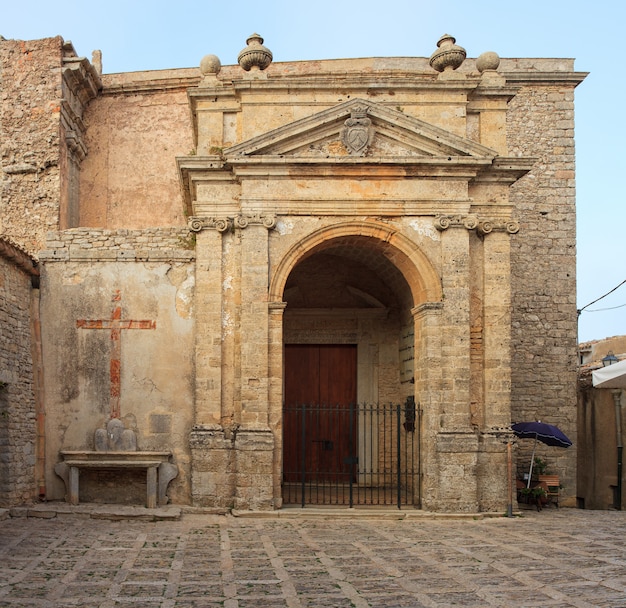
left=300, top=403, right=305, bottom=508
left=282, top=402, right=418, bottom=508
left=397, top=403, right=401, bottom=509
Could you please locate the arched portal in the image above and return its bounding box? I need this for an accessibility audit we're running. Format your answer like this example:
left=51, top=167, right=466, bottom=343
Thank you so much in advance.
left=269, top=221, right=441, bottom=507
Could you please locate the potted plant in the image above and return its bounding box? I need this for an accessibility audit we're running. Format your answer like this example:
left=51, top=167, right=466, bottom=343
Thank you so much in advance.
left=532, top=456, right=548, bottom=478
left=518, top=486, right=547, bottom=511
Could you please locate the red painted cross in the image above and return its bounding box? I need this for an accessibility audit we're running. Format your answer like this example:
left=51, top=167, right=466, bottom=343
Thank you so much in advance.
left=76, top=290, right=156, bottom=419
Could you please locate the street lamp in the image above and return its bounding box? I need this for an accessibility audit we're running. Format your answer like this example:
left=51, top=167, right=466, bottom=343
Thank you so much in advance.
left=603, top=351, right=619, bottom=366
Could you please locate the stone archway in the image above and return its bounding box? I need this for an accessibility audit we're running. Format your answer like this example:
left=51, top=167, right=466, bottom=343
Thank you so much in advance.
left=268, top=220, right=442, bottom=507
left=269, top=220, right=442, bottom=305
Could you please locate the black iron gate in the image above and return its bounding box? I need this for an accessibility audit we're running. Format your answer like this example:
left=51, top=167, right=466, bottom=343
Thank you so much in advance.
left=282, top=400, right=420, bottom=508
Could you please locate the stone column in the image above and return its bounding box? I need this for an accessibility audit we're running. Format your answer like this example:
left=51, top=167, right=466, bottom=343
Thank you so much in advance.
left=234, top=214, right=276, bottom=510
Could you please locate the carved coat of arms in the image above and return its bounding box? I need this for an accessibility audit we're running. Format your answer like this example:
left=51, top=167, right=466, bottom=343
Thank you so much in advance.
left=341, top=107, right=374, bottom=156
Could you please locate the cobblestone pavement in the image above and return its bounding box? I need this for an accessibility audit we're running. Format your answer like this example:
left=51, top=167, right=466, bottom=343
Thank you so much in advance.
left=0, top=507, right=625, bottom=607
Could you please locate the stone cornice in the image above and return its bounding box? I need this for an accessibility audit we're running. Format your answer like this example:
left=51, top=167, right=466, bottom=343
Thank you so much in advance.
left=502, top=71, right=588, bottom=88
left=62, top=57, right=101, bottom=103
left=62, top=55, right=101, bottom=164
left=102, top=76, right=200, bottom=96
left=473, top=157, right=537, bottom=185
left=227, top=155, right=495, bottom=178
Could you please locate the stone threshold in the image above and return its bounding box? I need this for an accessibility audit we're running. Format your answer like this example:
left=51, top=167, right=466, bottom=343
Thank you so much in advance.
left=0, top=503, right=520, bottom=521
left=234, top=507, right=516, bottom=520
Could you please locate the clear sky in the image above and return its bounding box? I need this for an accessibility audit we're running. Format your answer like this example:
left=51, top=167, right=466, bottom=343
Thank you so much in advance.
left=3, top=0, right=624, bottom=343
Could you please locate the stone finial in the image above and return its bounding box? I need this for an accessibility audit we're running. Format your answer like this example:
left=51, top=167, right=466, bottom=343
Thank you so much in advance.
left=200, top=54, right=222, bottom=77
left=200, top=54, right=222, bottom=85
left=476, top=51, right=500, bottom=73
left=238, top=33, right=273, bottom=71
left=429, top=34, right=466, bottom=73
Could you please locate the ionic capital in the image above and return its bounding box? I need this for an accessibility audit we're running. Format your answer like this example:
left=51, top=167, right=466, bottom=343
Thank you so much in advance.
left=434, top=215, right=478, bottom=231
left=434, top=215, right=520, bottom=235
left=188, top=214, right=276, bottom=233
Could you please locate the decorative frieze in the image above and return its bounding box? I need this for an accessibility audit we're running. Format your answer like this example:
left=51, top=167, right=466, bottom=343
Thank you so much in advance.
left=434, top=215, right=520, bottom=235
left=188, top=214, right=276, bottom=233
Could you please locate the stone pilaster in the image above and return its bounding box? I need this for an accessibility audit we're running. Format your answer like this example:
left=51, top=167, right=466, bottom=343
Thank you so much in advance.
left=481, top=226, right=514, bottom=429
left=191, top=226, right=223, bottom=428
left=238, top=216, right=274, bottom=429
left=189, top=223, right=234, bottom=508
left=236, top=215, right=276, bottom=510
left=412, top=302, right=443, bottom=511
left=268, top=301, right=287, bottom=508
left=438, top=219, right=473, bottom=432
left=434, top=218, right=478, bottom=511
left=476, top=225, right=515, bottom=512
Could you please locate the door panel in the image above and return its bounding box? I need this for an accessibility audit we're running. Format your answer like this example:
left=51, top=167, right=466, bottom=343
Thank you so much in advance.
left=283, top=345, right=357, bottom=483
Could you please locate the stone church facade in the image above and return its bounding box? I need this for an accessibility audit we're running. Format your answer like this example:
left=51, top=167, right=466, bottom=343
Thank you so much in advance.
left=0, top=34, right=585, bottom=512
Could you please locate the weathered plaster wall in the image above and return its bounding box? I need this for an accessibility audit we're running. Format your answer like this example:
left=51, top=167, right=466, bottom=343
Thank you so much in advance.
left=79, top=77, right=194, bottom=228
left=39, top=228, right=195, bottom=504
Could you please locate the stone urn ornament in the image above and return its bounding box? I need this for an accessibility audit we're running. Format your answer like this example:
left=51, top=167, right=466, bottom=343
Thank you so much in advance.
left=238, top=33, right=273, bottom=71
left=429, top=34, right=466, bottom=72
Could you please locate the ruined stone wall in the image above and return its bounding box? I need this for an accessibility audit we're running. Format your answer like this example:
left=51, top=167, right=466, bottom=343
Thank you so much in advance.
left=0, top=240, right=38, bottom=506
left=507, top=82, right=579, bottom=500
left=0, top=37, right=64, bottom=252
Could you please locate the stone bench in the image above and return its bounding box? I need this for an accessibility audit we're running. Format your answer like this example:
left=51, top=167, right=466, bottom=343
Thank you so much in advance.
left=55, top=451, right=178, bottom=509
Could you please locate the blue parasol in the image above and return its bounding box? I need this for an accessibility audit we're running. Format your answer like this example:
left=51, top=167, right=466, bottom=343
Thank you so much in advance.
left=511, top=421, right=572, bottom=487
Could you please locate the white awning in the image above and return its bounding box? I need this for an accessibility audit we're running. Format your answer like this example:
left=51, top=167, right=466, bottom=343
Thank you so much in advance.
left=592, top=358, right=626, bottom=389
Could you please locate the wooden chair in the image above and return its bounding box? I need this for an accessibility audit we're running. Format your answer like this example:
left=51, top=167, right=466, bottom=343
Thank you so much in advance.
left=538, top=474, right=560, bottom=507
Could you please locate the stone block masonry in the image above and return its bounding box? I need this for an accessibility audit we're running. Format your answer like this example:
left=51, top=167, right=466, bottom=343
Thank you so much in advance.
left=38, top=227, right=196, bottom=263
left=0, top=38, right=64, bottom=252
left=508, top=84, right=579, bottom=496
left=0, top=238, right=39, bottom=506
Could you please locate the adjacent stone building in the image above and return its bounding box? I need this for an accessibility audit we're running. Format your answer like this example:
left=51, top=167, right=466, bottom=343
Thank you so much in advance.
left=0, top=33, right=586, bottom=512
left=0, top=237, right=40, bottom=506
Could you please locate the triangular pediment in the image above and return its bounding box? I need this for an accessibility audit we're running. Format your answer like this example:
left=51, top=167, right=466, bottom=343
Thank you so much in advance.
left=225, top=98, right=497, bottom=160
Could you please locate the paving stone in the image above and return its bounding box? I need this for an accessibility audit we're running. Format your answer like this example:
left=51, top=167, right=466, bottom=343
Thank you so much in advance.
left=0, top=509, right=625, bottom=606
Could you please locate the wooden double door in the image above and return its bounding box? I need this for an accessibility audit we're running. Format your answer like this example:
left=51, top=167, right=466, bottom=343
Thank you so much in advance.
left=283, top=344, right=357, bottom=483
